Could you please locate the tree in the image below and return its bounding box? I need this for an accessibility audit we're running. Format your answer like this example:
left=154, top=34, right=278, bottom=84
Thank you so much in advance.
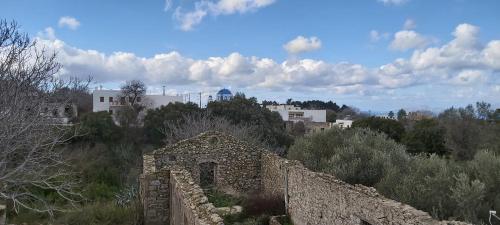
left=143, top=102, right=201, bottom=146
left=439, top=106, right=480, bottom=160
left=79, top=111, right=122, bottom=143
left=402, top=118, right=448, bottom=155
left=476, top=101, right=493, bottom=120
left=290, top=121, right=306, bottom=136
left=326, top=110, right=337, bottom=122
left=388, top=111, right=395, bottom=119
left=116, top=80, right=147, bottom=127
left=397, top=109, right=407, bottom=121
left=120, top=80, right=146, bottom=107
left=161, top=113, right=263, bottom=146
left=207, top=94, right=292, bottom=148
left=352, top=117, right=405, bottom=142
left=0, top=20, right=79, bottom=214
left=288, top=128, right=409, bottom=186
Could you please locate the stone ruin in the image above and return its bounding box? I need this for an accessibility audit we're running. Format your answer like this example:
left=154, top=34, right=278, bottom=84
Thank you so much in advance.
left=140, top=131, right=472, bottom=225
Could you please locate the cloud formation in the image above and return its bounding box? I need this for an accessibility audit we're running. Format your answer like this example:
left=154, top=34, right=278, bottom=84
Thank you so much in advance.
left=283, top=36, right=322, bottom=54
left=58, top=16, right=80, bottom=30
left=403, top=19, right=416, bottom=30
left=173, top=0, right=276, bottom=31
left=36, top=23, right=499, bottom=98
left=370, top=30, right=390, bottom=43
left=390, top=30, right=433, bottom=51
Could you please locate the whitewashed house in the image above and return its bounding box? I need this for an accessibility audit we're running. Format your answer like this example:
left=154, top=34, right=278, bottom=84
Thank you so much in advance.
left=92, top=89, right=183, bottom=113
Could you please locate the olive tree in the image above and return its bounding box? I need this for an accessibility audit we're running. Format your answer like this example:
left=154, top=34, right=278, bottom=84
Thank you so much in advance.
left=0, top=20, right=80, bottom=214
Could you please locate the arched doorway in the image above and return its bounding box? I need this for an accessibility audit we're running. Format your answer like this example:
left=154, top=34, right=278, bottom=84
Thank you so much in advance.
left=199, top=162, right=217, bottom=188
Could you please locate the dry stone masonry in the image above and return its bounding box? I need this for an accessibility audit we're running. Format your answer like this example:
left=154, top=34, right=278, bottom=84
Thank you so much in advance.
left=140, top=131, right=473, bottom=225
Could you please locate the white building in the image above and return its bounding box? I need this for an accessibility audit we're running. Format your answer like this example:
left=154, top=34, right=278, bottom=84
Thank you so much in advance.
left=266, top=105, right=326, bottom=123
left=92, top=89, right=183, bottom=113
left=332, top=119, right=353, bottom=129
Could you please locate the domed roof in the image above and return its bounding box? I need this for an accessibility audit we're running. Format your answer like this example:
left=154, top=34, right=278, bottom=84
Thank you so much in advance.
left=217, top=88, right=232, bottom=95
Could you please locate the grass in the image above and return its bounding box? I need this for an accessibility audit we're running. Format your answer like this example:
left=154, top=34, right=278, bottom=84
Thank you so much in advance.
left=204, top=189, right=243, bottom=207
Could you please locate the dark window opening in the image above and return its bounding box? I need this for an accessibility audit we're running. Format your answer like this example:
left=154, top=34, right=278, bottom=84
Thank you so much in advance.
left=100, top=97, right=104, bottom=102
left=361, top=220, right=372, bottom=225
left=109, top=97, right=113, bottom=102
left=199, top=162, right=217, bottom=189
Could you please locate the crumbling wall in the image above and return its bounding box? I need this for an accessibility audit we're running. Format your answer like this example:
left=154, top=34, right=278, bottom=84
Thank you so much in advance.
left=261, top=152, right=473, bottom=225
left=140, top=169, right=170, bottom=225
left=170, top=168, right=223, bottom=225
left=151, top=132, right=261, bottom=194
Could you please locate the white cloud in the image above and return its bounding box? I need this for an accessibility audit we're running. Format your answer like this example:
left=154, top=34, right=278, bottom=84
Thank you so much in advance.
left=164, top=0, right=173, bottom=11
left=173, top=0, right=276, bottom=31
left=174, top=7, right=208, bottom=31
left=283, top=36, right=322, bottom=54
left=378, top=0, right=409, bottom=6
left=34, top=23, right=499, bottom=97
left=58, top=16, right=80, bottom=30
left=390, top=30, right=433, bottom=51
left=37, top=27, right=56, bottom=40
left=370, top=30, right=390, bottom=42
left=452, top=70, right=487, bottom=85
left=403, top=19, right=416, bottom=30
left=482, top=40, right=500, bottom=70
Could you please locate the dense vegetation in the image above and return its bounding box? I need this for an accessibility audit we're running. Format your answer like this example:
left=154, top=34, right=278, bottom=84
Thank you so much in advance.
left=289, top=102, right=500, bottom=224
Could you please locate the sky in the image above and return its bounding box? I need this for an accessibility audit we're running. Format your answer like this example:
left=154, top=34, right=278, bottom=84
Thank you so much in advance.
left=2, top=0, right=500, bottom=112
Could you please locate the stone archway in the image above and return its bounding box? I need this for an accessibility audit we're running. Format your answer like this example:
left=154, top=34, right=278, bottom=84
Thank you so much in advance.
left=199, top=162, right=217, bottom=189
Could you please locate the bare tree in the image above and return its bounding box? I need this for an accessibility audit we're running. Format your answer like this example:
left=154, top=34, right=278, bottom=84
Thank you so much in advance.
left=120, top=80, right=146, bottom=108
left=160, top=113, right=265, bottom=147
left=115, top=80, right=148, bottom=127
left=0, top=20, right=80, bottom=215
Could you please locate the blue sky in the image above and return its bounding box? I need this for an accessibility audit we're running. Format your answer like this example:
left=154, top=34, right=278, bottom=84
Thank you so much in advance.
left=2, top=0, right=500, bottom=112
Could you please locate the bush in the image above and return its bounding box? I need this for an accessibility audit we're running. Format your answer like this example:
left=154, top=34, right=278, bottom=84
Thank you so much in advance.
left=402, top=118, right=448, bottom=155
left=205, top=189, right=243, bottom=207
left=79, top=111, right=122, bottom=143
left=352, top=117, right=405, bottom=142
left=288, top=128, right=409, bottom=186
left=288, top=127, right=500, bottom=224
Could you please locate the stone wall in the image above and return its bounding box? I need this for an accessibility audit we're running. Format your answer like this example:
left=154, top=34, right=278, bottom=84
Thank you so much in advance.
left=170, top=168, right=223, bottom=225
left=141, top=132, right=473, bottom=225
left=0, top=205, right=5, bottom=225
left=261, top=151, right=473, bottom=225
left=149, top=131, right=262, bottom=194
left=140, top=170, right=170, bottom=225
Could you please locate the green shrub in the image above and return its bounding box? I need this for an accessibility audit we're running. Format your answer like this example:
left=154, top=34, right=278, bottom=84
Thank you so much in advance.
left=205, top=189, right=243, bottom=207
left=352, top=116, right=406, bottom=142
left=288, top=128, right=409, bottom=186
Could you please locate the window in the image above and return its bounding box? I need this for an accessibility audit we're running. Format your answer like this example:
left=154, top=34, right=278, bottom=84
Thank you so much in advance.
left=360, top=220, right=372, bottom=225
left=289, top=111, right=304, bottom=119
left=109, top=97, right=113, bottom=102
left=100, top=97, right=104, bottom=102
left=109, top=109, right=113, bottom=114
left=137, top=97, right=141, bottom=102
left=120, top=97, right=126, bottom=104
left=199, top=162, right=217, bottom=188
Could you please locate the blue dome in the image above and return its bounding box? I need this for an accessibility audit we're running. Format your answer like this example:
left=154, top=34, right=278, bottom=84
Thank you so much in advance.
left=217, top=88, right=232, bottom=95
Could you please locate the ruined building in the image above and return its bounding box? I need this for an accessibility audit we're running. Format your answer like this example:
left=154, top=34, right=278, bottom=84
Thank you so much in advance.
left=140, top=131, right=471, bottom=225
